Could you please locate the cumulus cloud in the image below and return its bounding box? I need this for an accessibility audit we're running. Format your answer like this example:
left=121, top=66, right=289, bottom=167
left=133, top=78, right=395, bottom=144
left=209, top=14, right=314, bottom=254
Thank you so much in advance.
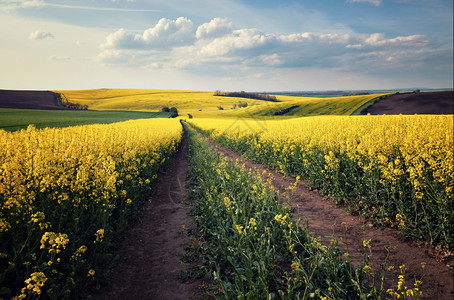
left=98, top=16, right=434, bottom=75
left=196, top=17, right=232, bottom=40
left=197, top=28, right=273, bottom=57
left=347, top=0, right=382, bottom=5
left=29, top=30, right=54, bottom=40
left=101, top=17, right=194, bottom=50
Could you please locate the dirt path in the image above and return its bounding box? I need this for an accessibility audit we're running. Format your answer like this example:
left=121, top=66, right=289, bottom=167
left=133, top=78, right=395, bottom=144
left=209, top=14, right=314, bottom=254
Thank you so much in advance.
left=206, top=135, right=453, bottom=299
left=90, top=135, right=202, bottom=300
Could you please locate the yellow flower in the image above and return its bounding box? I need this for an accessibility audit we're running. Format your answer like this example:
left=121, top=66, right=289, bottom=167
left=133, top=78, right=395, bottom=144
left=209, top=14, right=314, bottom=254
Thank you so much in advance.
left=87, top=269, right=95, bottom=277
left=94, top=229, right=105, bottom=243
left=274, top=214, right=288, bottom=225
left=40, top=232, right=69, bottom=254
left=235, top=224, right=244, bottom=235
left=414, top=280, right=422, bottom=288
left=363, top=265, right=372, bottom=273
left=71, top=245, right=88, bottom=260
left=291, top=261, right=300, bottom=270
left=22, top=272, right=48, bottom=295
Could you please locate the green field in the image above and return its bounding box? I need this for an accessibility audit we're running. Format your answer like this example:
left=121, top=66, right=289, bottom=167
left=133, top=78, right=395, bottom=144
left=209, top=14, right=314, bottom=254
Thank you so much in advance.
left=0, top=108, right=171, bottom=131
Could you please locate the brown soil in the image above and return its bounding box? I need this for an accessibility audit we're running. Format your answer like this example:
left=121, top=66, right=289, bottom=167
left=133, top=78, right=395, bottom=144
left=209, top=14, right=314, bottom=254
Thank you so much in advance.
left=0, top=89, right=68, bottom=110
left=366, top=91, right=454, bottom=115
left=89, top=135, right=203, bottom=300
left=206, top=137, right=453, bottom=300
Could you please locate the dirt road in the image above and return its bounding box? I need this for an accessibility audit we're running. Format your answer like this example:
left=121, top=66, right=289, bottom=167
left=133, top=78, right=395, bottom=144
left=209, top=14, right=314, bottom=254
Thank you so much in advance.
left=90, top=135, right=202, bottom=300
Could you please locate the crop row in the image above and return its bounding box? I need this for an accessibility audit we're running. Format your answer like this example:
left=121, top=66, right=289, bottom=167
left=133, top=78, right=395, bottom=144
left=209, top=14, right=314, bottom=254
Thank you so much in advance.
left=188, top=115, right=453, bottom=251
left=185, top=123, right=402, bottom=299
left=0, top=119, right=182, bottom=299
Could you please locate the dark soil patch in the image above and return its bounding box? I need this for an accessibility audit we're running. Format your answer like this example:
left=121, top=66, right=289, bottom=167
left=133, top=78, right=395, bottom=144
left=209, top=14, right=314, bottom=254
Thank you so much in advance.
left=366, top=91, right=453, bottom=115
left=206, top=137, right=453, bottom=300
left=0, top=89, right=68, bottom=110
left=90, top=135, right=203, bottom=300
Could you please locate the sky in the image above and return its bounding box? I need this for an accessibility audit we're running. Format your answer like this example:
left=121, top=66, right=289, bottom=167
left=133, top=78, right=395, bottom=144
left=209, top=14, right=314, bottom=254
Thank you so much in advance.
left=0, top=0, right=452, bottom=91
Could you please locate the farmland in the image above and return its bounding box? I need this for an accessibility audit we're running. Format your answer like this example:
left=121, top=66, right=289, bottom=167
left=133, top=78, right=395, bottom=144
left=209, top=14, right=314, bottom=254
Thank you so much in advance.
left=0, top=108, right=170, bottom=131
left=0, top=89, right=453, bottom=299
left=54, top=89, right=389, bottom=118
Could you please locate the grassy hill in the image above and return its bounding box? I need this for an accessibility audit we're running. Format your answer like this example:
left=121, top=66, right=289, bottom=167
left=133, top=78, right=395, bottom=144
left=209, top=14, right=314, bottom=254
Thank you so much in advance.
left=55, top=89, right=388, bottom=119
left=54, top=89, right=274, bottom=113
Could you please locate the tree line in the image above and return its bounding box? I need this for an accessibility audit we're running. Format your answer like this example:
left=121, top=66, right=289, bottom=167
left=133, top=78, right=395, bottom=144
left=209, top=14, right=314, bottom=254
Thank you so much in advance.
left=55, top=93, right=88, bottom=110
left=214, top=90, right=279, bottom=102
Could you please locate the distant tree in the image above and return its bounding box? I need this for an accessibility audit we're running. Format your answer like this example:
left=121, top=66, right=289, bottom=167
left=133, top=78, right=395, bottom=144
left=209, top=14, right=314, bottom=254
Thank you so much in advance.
left=238, top=101, right=248, bottom=108
left=161, top=106, right=170, bottom=112
left=217, top=106, right=224, bottom=110
left=169, top=107, right=178, bottom=118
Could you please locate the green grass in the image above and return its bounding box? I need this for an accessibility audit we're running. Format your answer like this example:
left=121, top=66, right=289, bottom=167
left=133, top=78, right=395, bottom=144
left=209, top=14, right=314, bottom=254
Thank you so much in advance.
left=0, top=108, right=171, bottom=131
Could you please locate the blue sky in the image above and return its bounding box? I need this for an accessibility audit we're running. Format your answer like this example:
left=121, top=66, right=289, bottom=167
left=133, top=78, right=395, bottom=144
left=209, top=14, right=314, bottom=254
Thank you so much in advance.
left=0, top=0, right=452, bottom=91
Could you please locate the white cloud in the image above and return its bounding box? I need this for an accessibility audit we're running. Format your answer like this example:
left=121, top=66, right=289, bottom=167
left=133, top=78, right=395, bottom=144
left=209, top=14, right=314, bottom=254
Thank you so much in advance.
left=141, top=17, right=193, bottom=45
left=0, top=0, right=43, bottom=11
left=347, top=0, right=382, bottom=6
left=365, top=33, right=428, bottom=47
left=197, top=28, right=273, bottom=57
left=196, top=17, right=232, bottom=40
left=29, top=30, right=53, bottom=40
left=101, top=28, right=143, bottom=49
left=347, top=33, right=429, bottom=49
left=97, top=16, right=438, bottom=83
left=101, top=17, right=194, bottom=50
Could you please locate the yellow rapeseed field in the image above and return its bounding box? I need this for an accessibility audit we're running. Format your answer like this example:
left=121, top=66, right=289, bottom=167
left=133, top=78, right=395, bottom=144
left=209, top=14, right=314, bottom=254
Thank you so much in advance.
left=189, top=115, right=454, bottom=249
left=0, top=118, right=182, bottom=299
